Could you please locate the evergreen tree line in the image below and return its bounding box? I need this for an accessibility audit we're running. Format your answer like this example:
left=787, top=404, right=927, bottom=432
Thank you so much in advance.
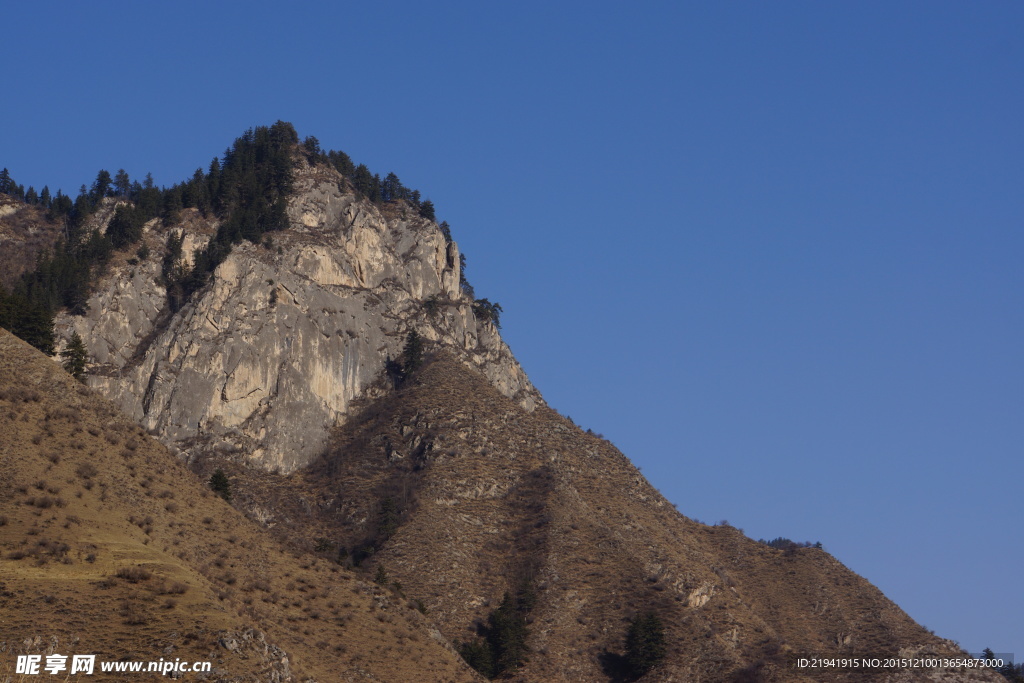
left=982, top=648, right=1024, bottom=682
left=0, top=121, right=299, bottom=347
left=758, top=537, right=823, bottom=551
left=301, top=136, right=437, bottom=224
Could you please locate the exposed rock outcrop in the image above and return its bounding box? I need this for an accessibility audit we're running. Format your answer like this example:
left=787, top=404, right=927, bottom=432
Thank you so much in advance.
left=56, top=162, right=540, bottom=472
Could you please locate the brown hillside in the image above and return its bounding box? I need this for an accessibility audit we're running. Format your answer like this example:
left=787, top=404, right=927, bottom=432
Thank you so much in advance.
left=221, top=352, right=1000, bottom=683
left=0, top=197, right=63, bottom=289
left=0, top=329, right=481, bottom=682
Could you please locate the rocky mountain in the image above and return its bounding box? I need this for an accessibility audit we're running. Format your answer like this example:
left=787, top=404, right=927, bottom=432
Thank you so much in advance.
left=0, top=128, right=1004, bottom=681
left=52, top=160, right=538, bottom=472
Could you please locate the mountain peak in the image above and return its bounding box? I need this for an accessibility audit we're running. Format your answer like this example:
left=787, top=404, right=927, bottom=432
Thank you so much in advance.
left=44, top=154, right=538, bottom=472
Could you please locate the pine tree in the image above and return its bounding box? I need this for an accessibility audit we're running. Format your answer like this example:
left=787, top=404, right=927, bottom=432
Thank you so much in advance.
left=473, top=298, right=503, bottom=328
left=71, top=189, right=93, bottom=235
left=209, top=469, right=231, bottom=501
left=327, top=149, right=354, bottom=176
left=402, top=331, right=424, bottom=375
left=113, top=169, right=131, bottom=197
left=162, top=186, right=183, bottom=225
left=8, top=298, right=55, bottom=354
left=48, top=190, right=72, bottom=220
left=0, top=168, right=13, bottom=195
left=488, top=592, right=529, bottom=674
left=207, top=157, right=221, bottom=207
left=90, top=170, right=112, bottom=204
left=60, top=332, right=88, bottom=382
left=382, top=172, right=401, bottom=202
left=302, top=135, right=322, bottom=161
left=419, top=199, right=435, bottom=221
left=624, top=613, right=666, bottom=679
left=183, top=168, right=210, bottom=214
left=107, top=204, right=144, bottom=248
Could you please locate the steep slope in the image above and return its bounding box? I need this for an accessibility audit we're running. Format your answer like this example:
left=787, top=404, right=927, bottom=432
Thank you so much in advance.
left=0, top=195, right=63, bottom=289
left=0, top=329, right=481, bottom=682
left=53, top=160, right=538, bottom=472
left=223, top=353, right=1000, bottom=682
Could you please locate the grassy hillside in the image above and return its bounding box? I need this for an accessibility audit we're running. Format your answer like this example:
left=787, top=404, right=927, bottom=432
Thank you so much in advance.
left=0, top=329, right=479, bottom=682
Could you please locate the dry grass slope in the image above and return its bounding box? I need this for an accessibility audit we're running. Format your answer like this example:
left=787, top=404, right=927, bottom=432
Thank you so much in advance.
left=0, top=330, right=480, bottom=682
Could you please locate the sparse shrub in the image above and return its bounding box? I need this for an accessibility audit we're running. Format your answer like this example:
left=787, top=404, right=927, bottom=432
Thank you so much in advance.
left=121, top=599, right=148, bottom=625
left=374, top=564, right=389, bottom=586
left=116, top=566, right=152, bottom=583
left=423, top=294, right=441, bottom=318
left=76, top=463, right=98, bottom=479
left=26, top=495, right=64, bottom=509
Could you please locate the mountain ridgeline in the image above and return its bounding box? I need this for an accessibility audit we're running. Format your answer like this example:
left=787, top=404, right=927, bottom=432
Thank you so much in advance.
left=0, top=125, right=1006, bottom=681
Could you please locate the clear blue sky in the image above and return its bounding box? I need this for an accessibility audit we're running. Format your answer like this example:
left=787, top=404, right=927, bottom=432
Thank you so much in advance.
left=3, top=0, right=1020, bottom=661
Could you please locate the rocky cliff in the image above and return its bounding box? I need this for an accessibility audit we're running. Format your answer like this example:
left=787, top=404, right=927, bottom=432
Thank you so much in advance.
left=54, top=161, right=539, bottom=472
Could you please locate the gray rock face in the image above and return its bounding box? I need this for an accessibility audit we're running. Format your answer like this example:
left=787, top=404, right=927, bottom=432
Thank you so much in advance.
left=56, top=163, right=540, bottom=472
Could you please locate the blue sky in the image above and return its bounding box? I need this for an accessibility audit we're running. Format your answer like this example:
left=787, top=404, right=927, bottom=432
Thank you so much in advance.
left=3, top=0, right=1021, bottom=660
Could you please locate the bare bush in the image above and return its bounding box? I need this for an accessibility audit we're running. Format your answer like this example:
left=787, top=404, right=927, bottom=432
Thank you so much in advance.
left=116, top=566, right=152, bottom=583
